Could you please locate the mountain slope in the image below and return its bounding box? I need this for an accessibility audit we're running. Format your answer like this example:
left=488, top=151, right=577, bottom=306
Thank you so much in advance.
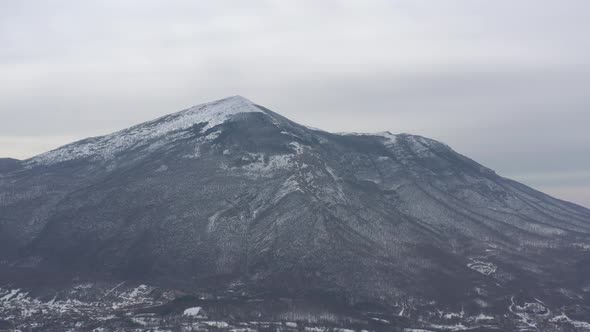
left=1, top=96, right=590, bottom=330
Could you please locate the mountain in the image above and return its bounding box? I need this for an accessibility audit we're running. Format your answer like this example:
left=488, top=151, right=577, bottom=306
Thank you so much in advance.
left=1, top=96, right=590, bottom=331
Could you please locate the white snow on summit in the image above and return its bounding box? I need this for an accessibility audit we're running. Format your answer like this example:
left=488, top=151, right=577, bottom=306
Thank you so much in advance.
left=28, top=96, right=263, bottom=166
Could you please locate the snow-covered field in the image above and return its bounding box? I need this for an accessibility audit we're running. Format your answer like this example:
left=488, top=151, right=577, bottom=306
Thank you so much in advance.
left=2, top=284, right=589, bottom=332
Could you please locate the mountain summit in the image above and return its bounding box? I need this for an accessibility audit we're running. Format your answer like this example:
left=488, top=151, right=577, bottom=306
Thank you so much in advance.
left=29, top=95, right=265, bottom=166
left=1, top=96, right=590, bottom=330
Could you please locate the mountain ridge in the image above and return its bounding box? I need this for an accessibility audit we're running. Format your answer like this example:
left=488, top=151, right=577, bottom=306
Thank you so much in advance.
left=25, top=95, right=265, bottom=166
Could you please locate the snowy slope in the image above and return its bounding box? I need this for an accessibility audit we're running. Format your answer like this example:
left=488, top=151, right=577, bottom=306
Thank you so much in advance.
left=28, top=96, right=263, bottom=166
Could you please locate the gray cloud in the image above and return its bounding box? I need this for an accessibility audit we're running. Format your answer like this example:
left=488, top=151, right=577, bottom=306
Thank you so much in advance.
left=1, top=0, right=589, bottom=206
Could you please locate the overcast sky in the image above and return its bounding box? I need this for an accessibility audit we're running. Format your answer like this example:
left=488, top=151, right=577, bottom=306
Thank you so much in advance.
left=1, top=0, right=589, bottom=207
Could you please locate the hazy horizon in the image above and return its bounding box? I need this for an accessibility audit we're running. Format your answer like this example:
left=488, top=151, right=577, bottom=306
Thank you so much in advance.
left=2, top=0, right=589, bottom=207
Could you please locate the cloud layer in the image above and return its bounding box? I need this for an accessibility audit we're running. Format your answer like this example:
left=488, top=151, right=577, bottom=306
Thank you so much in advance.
left=1, top=0, right=589, bottom=206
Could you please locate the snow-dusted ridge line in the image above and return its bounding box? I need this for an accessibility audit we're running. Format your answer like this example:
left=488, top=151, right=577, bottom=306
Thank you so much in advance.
left=335, top=130, right=396, bottom=136
left=335, top=131, right=399, bottom=146
left=24, top=95, right=452, bottom=167
left=27, top=96, right=264, bottom=166
left=336, top=131, right=454, bottom=151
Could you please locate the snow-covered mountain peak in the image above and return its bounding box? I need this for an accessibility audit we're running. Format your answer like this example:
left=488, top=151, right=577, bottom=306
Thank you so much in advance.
left=28, top=96, right=265, bottom=166
left=176, top=95, right=263, bottom=130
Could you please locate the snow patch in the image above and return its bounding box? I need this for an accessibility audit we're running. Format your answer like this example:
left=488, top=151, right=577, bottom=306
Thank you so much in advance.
left=508, top=296, right=550, bottom=329
left=273, top=175, right=304, bottom=203
left=426, top=323, right=469, bottom=331
left=573, top=243, right=590, bottom=251
left=374, top=131, right=398, bottom=147
left=289, top=141, right=305, bottom=154
left=550, top=313, right=590, bottom=329
left=474, top=313, right=494, bottom=321
left=241, top=154, right=293, bottom=177
left=203, top=321, right=229, bottom=328
left=467, top=259, right=497, bottom=275
left=1, top=288, right=21, bottom=301
left=183, top=307, right=204, bottom=317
